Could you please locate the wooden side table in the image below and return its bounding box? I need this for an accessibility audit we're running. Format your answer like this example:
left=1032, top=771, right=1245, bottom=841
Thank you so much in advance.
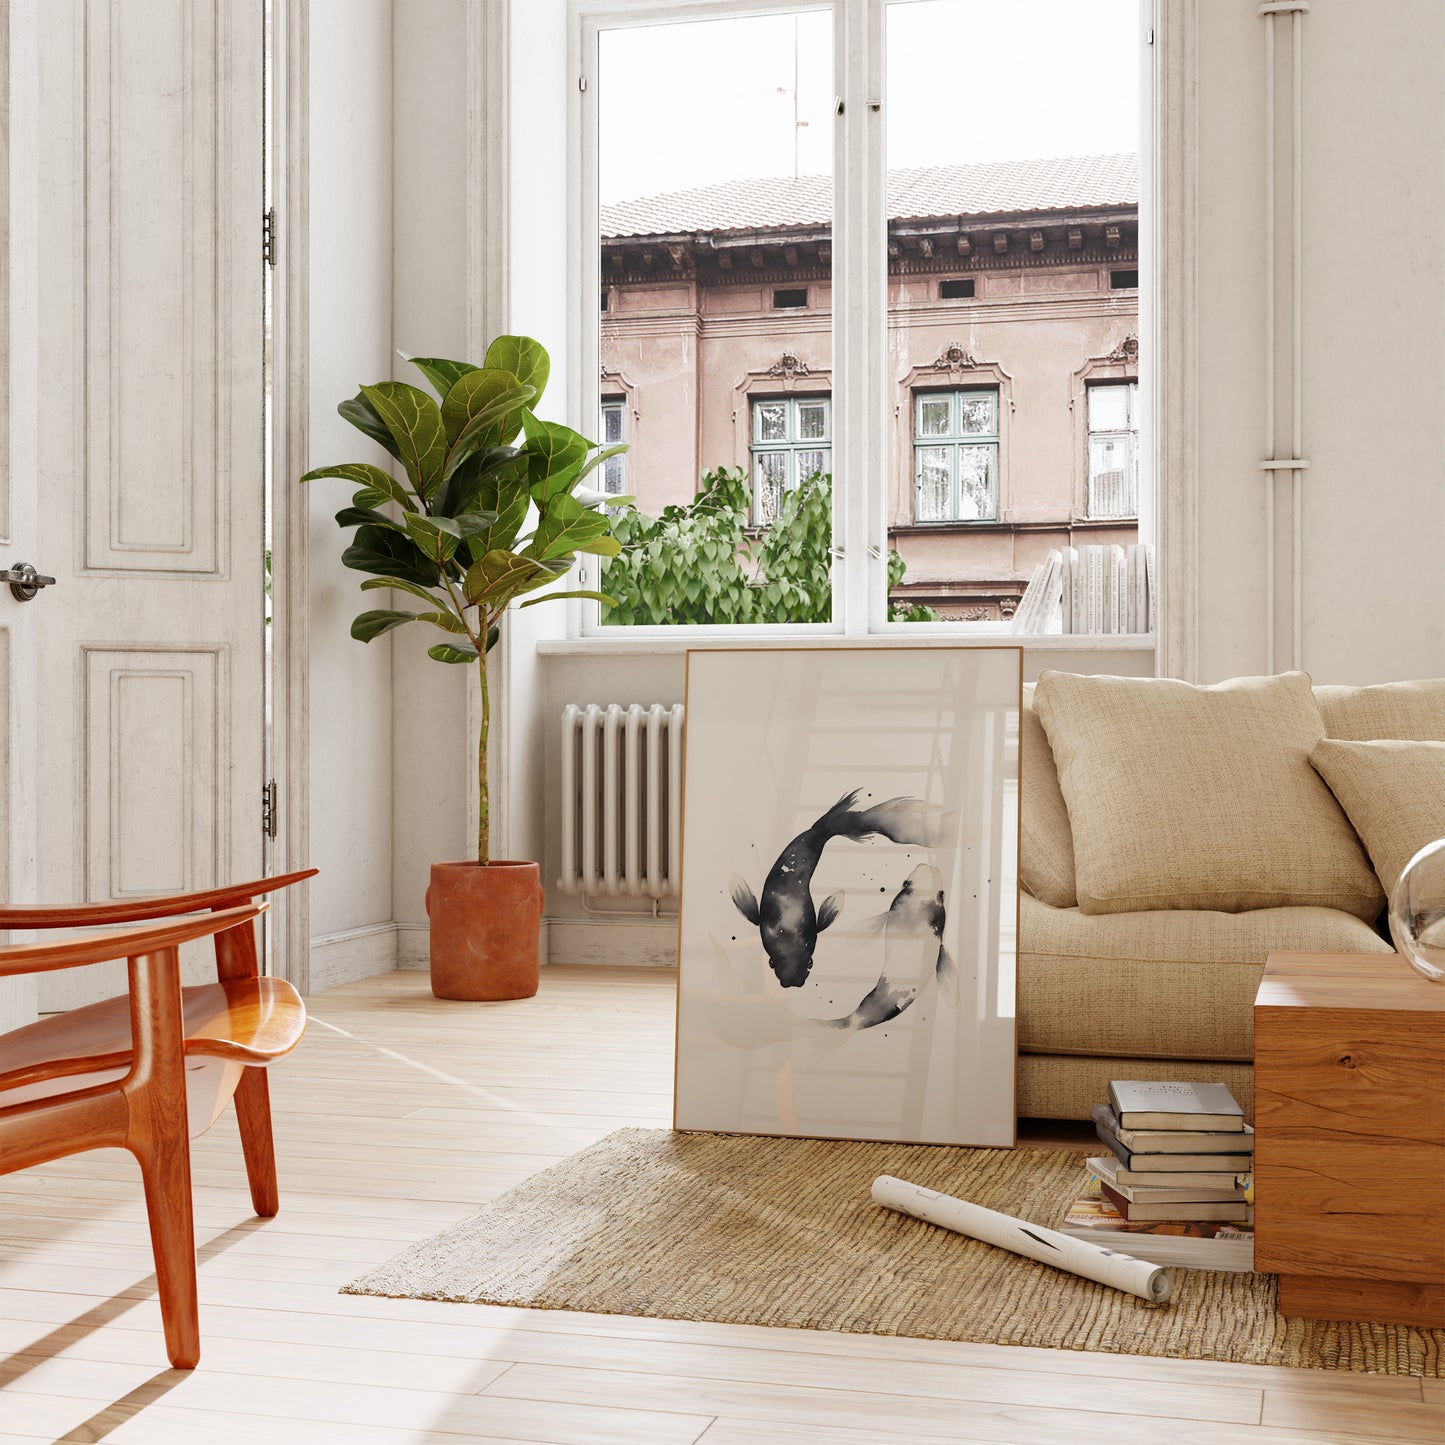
left=1254, top=951, right=1445, bottom=1327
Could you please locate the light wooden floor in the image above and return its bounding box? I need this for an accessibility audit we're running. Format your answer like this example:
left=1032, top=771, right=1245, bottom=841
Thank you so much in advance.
left=1, top=966, right=1440, bottom=1444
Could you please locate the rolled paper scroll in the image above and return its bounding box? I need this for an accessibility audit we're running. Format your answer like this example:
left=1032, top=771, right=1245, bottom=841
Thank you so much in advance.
left=871, top=1174, right=1173, bottom=1304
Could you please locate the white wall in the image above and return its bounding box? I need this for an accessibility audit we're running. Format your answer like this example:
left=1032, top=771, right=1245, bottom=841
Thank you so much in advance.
left=390, top=0, right=472, bottom=957
left=1191, top=0, right=1445, bottom=684
left=307, top=0, right=398, bottom=979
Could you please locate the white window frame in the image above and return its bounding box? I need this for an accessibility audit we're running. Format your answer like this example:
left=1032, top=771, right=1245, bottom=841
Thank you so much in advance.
left=912, top=387, right=1000, bottom=523
left=1084, top=380, right=1139, bottom=520
left=567, top=0, right=1159, bottom=645
left=751, top=395, right=832, bottom=524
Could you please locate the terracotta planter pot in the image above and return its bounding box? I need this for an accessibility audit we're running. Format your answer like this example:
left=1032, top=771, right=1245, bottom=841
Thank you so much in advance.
left=426, top=860, right=543, bottom=1001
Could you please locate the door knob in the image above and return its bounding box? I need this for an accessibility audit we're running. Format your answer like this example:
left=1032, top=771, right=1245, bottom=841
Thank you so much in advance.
left=1, top=562, right=56, bottom=601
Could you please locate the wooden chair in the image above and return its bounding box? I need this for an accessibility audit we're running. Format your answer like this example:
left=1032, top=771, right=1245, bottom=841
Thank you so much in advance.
left=0, top=870, right=316, bottom=1368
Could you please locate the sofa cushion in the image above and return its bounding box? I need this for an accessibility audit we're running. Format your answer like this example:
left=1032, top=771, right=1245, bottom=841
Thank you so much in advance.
left=1033, top=669, right=1384, bottom=920
left=1018, top=891, right=1393, bottom=1061
left=1316, top=679, right=1445, bottom=741
left=1310, top=739, right=1445, bottom=897
left=1020, top=684, right=1077, bottom=909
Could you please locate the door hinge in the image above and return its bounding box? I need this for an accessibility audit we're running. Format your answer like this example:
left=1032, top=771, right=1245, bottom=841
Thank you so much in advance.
left=579, top=75, right=588, bottom=92
left=1145, top=27, right=1155, bottom=44
left=263, top=207, right=278, bottom=268
left=262, top=779, right=279, bottom=839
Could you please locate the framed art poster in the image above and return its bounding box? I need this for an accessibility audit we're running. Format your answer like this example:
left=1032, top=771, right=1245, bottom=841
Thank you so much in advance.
left=674, top=647, right=1021, bottom=1148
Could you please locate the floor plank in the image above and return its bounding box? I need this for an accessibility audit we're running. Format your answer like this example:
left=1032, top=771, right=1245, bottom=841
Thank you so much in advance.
left=1, top=965, right=1435, bottom=1443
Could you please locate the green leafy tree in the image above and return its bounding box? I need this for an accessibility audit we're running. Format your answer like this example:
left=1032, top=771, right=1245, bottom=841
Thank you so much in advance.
left=602, top=468, right=938, bottom=625
left=301, top=336, right=625, bottom=863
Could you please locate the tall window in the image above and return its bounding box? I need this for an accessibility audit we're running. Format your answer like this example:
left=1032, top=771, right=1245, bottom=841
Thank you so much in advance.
left=599, top=397, right=627, bottom=496
left=583, top=0, right=1144, bottom=632
left=751, top=396, right=831, bottom=524
left=913, top=389, right=999, bottom=522
left=1086, top=381, right=1138, bottom=519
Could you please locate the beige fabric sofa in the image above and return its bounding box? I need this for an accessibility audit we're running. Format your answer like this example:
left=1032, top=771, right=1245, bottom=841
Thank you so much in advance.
left=1017, top=679, right=1444, bottom=1120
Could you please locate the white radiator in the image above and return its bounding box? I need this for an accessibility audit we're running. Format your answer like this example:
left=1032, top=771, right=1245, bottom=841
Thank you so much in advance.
left=558, top=703, right=685, bottom=899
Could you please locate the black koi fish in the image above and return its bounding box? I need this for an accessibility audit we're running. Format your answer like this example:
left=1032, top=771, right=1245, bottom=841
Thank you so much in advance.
left=829, top=863, right=958, bottom=1031
left=729, top=789, right=950, bottom=988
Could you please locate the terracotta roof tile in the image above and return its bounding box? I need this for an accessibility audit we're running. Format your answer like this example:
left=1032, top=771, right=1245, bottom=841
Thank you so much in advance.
left=601, top=154, right=1138, bottom=239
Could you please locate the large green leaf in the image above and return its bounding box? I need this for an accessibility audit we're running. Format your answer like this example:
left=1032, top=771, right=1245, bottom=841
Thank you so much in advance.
left=405, top=355, right=478, bottom=401
left=463, top=549, right=568, bottom=610
left=526, top=492, right=611, bottom=561
left=440, top=368, right=532, bottom=450
left=359, top=382, right=448, bottom=499
left=341, top=524, right=442, bottom=588
left=416, top=609, right=469, bottom=635
left=440, top=446, right=529, bottom=521
left=334, top=505, right=401, bottom=531
left=577, top=533, right=622, bottom=558
left=519, top=588, right=617, bottom=610
left=359, top=575, right=447, bottom=608
left=337, top=395, right=403, bottom=462
left=403, top=512, right=462, bottom=565
left=443, top=386, right=537, bottom=480
left=483, top=336, right=550, bottom=411
left=428, top=640, right=480, bottom=665
left=351, top=609, right=418, bottom=642
left=299, top=460, right=415, bottom=512
left=521, top=414, right=591, bottom=500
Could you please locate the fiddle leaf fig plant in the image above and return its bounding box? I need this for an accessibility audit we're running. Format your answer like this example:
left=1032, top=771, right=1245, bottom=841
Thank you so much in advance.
left=301, top=335, right=626, bottom=864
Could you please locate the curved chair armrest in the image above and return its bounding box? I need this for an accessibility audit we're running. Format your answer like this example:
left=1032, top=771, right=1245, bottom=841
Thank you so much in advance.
left=0, top=903, right=266, bottom=976
left=0, top=869, right=315, bottom=929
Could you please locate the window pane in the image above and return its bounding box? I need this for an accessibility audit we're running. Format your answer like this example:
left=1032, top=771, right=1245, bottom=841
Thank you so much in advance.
left=957, top=445, right=997, bottom=520
left=1088, top=435, right=1135, bottom=518
left=755, top=451, right=790, bottom=524
left=916, top=447, right=953, bottom=521
left=602, top=454, right=626, bottom=495
left=796, top=400, right=828, bottom=441
left=754, top=401, right=788, bottom=443
left=796, top=449, right=828, bottom=482
left=917, top=396, right=951, bottom=437
left=602, top=403, right=624, bottom=444
left=886, top=0, right=1139, bottom=622
left=957, top=391, right=996, bottom=437
left=1088, top=384, right=1129, bottom=433
left=597, top=9, right=834, bottom=626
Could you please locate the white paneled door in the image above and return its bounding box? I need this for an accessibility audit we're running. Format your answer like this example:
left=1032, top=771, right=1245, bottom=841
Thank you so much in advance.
left=15, top=0, right=268, bottom=1012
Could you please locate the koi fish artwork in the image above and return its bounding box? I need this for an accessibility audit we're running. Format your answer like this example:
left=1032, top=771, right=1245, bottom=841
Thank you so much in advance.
left=728, top=789, right=953, bottom=988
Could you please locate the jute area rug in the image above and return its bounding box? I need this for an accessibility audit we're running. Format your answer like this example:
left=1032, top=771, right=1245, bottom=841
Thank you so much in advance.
left=343, top=1127, right=1443, bottom=1375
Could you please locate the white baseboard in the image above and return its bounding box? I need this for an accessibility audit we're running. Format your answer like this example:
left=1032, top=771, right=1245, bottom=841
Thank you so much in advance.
left=307, top=922, right=399, bottom=993
left=544, top=915, right=677, bottom=967
left=396, top=921, right=430, bottom=971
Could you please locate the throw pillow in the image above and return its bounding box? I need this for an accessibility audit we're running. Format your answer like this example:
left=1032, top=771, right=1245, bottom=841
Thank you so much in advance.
left=1033, top=669, right=1384, bottom=920
left=1315, top=679, right=1445, bottom=741
left=1019, top=684, right=1077, bottom=908
left=1309, top=739, right=1445, bottom=898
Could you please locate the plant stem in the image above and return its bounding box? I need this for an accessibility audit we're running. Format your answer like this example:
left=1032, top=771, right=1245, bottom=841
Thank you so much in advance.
left=477, top=637, right=490, bottom=865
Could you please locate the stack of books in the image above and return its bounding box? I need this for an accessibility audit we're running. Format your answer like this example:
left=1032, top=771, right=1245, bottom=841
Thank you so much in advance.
left=1060, top=1080, right=1255, bottom=1271
left=1010, top=543, right=1155, bottom=636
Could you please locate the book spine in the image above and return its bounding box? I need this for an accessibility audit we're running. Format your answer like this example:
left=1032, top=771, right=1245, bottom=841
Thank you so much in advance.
left=1095, top=1125, right=1130, bottom=1166
left=1061, top=548, right=1075, bottom=634
left=1039, top=550, right=1063, bottom=633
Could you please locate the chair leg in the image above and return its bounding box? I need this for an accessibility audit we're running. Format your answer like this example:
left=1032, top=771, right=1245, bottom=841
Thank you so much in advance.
left=137, top=1138, right=201, bottom=1369
left=125, top=946, right=202, bottom=1370
left=234, top=1066, right=280, bottom=1217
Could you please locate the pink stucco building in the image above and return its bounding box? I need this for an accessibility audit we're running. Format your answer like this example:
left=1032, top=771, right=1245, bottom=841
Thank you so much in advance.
left=599, top=153, right=1140, bottom=620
